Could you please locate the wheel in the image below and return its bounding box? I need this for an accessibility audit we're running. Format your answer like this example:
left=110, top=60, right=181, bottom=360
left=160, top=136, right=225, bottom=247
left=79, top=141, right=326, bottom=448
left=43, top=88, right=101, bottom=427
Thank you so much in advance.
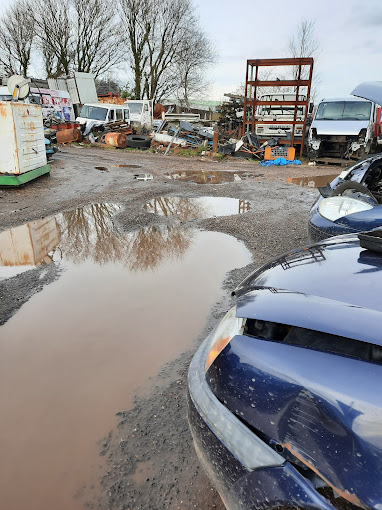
left=126, top=135, right=152, bottom=148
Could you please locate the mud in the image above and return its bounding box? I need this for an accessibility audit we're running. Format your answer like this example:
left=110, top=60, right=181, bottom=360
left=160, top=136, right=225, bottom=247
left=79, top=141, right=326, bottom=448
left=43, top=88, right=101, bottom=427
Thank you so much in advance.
left=0, top=146, right=324, bottom=510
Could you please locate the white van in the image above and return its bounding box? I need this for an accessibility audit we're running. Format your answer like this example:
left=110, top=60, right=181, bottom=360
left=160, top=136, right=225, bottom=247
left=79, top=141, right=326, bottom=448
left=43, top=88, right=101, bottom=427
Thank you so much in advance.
left=76, top=103, right=130, bottom=128
left=123, top=99, right=153, bottom=128
left=307, top=96, right=375, bottom=159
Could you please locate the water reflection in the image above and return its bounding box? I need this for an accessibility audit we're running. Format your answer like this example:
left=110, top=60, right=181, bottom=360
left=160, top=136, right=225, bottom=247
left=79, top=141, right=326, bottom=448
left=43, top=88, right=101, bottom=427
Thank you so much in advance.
left=0, top=204, right=194, bottom=276
left=165, top=170, right=263, bottom=184
left=145, top=196, right=251, bottom=220
left=286, top=174, right=338, bottom=188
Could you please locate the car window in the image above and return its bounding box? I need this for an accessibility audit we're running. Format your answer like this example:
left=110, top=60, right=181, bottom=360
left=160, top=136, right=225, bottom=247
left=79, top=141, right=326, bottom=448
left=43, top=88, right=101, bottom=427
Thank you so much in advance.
left=116, top=109, right=122, bottom=120
left=144, top=104, right=148, bottom=112
left=123, top=109, right=129, bottom=121
left=108, top=109, right=114, bottom=121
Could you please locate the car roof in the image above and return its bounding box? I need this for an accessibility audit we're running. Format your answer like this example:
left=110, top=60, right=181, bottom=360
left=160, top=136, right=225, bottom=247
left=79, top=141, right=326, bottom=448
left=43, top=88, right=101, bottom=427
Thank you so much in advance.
left=82, top=103, right=127, bottom=108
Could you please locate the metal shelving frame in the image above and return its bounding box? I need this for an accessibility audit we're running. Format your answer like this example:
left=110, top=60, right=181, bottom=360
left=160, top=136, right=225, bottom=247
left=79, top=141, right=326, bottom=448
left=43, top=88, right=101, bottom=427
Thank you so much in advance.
left=243, top=58, right=314, bottom=157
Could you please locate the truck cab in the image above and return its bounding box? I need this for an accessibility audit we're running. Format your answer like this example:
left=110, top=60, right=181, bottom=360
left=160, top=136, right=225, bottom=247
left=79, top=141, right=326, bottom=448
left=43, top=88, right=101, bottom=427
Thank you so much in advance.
left=123, top=99, right=153, bottom=129
left=255, top=93, right=308, bottom=140
left=307, top=96, right=375, bottom=160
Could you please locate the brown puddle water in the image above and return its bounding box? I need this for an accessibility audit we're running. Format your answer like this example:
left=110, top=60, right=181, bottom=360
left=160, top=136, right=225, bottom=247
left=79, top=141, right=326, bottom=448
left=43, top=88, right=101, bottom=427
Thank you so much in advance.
left=0, top=203, right=251, bottom=510
left=164, top=170, right=263, bottom=184
left=286, top=174, right=338, bottom=188
left=144, top=196, right=251, bottom=220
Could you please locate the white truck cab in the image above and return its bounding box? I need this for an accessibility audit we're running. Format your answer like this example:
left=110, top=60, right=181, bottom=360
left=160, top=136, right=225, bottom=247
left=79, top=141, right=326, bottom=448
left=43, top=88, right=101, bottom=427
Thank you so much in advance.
left=255, top=93, right=310, bottom=139
left=76, top=103, right=130, bottom=128
left=123, top=99, right=153, bottom=128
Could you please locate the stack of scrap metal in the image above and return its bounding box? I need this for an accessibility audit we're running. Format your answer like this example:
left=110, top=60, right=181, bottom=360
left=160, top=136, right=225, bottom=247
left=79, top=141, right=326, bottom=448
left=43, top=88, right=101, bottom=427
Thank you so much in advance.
left=167, top=121, right=214, bottom=147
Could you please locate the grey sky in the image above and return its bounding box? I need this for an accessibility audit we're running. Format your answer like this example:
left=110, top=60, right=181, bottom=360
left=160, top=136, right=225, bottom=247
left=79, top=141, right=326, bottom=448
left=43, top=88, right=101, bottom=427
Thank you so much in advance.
left=194, top=0, right=382, bottom=102
left=1, top=0, right=381, bottom=103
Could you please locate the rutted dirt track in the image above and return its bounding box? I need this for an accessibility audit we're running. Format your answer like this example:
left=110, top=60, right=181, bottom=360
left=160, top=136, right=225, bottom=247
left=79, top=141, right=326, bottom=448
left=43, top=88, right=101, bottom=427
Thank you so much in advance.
left=0, top=147, right=336, bottom=510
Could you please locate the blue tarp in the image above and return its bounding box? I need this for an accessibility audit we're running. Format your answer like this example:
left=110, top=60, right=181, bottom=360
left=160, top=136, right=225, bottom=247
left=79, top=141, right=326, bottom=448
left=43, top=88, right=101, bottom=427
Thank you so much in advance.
left=261, top=157, right=302, bottom=166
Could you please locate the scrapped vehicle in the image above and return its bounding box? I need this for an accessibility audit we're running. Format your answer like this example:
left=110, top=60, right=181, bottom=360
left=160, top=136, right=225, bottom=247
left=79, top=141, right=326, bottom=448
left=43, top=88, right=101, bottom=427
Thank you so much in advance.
left=123, top=99, right=153, bottom=128
left=255, top=93, right=312, bottom=140
left=307, top=96, right=376, bottom=160
left=76, top=103, right=130, bottom=128
left=308, top=154, right=382, bottom=242
left=188, top=234, right=382, bottom=510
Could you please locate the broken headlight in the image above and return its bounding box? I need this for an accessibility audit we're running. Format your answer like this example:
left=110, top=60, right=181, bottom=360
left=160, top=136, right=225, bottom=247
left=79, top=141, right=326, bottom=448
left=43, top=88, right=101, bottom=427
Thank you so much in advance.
left=319, top=196, right=373, bottom=222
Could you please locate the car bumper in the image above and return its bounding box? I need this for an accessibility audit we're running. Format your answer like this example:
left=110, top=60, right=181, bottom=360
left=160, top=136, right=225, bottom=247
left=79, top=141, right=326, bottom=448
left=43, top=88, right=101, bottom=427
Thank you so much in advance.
left=187, top=334, right=335, bottom=510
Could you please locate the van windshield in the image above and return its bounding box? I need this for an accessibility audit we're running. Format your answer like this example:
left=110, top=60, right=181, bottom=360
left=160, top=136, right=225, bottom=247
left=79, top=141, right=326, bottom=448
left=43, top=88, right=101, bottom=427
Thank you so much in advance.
left=79, top=105, right=107, bottom=121
left=126, top=102, right=142, bottom=114
left=315, top=101, right=372, bottom=121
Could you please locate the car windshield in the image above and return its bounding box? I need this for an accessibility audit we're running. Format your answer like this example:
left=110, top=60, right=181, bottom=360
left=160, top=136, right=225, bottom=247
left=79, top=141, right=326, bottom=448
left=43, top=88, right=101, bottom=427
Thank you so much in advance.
left=316, top=101, right=372, bottom=121
left=79, top=105, right=107, bottom=121
left=126, top=102, right=142, bottom=114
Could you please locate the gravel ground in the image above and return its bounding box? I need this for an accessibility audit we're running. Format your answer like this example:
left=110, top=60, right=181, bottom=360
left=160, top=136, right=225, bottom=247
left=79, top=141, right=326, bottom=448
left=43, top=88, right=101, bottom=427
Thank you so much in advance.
left=0, top=146, right=332, bottom=509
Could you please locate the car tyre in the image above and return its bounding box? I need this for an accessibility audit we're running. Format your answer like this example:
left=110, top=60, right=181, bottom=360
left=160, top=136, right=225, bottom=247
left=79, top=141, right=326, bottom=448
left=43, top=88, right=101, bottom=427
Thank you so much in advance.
left=126, top=135, right=152, bottom=148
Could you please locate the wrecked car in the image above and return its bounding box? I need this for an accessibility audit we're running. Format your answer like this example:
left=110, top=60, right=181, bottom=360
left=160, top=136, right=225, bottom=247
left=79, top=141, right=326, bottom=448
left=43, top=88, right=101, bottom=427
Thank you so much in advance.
left=188, top=234, right=382, bottom=510
left=308, top=154, right=382, bottom=242
left=307, top=96, right=375, bottom=160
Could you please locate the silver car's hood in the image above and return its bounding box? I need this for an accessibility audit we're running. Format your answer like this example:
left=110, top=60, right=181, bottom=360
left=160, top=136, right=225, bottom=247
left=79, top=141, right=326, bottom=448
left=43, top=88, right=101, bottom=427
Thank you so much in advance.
left=311, top=119, right=369, bottom=136
left=351, top=81, right=382, bottom=106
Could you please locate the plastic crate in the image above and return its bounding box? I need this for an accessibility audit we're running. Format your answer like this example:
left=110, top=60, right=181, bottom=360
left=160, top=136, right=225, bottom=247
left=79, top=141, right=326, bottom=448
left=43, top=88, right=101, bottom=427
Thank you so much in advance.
left=264, top=146, right=295, bottom=161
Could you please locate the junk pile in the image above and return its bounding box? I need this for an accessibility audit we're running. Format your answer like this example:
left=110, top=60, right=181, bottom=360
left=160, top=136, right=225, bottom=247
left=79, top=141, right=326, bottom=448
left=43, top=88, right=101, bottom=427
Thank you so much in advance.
left=218, top=132, right=301, bottom=163
left=85, top=119, right=151, bottom=149
left=151, top=120, right=214, bottom=154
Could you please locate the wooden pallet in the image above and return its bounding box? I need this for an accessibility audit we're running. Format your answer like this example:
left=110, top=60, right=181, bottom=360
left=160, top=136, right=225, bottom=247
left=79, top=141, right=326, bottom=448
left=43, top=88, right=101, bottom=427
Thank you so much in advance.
left=315, top=158, right=354, bottom=167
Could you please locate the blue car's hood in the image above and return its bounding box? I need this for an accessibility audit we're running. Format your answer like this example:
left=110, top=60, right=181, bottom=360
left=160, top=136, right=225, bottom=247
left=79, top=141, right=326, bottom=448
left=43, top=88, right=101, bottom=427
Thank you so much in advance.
left=235, top=236, right=382, bottom=313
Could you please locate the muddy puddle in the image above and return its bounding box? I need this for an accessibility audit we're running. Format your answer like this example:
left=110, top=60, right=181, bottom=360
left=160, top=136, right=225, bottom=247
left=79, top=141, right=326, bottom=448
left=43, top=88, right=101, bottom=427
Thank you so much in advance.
left=144, top=196, right=251, bottom=220
left=286, top=174, right=338, bottom=188
left=164, top=170, right=263, bottom=184
left=0, top=203, right=251, bottom=510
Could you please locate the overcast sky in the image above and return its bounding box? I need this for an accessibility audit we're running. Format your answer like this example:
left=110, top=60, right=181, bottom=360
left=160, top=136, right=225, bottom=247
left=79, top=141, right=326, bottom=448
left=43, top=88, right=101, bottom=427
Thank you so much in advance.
left=1, top=0, right=381, bottom=103
left=194, top=0, right=382, bottom=102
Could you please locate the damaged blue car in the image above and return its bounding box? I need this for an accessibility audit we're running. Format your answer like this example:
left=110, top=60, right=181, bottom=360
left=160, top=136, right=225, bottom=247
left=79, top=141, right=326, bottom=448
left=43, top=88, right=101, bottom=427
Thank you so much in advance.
left=188, top=233, right=382, bottom=510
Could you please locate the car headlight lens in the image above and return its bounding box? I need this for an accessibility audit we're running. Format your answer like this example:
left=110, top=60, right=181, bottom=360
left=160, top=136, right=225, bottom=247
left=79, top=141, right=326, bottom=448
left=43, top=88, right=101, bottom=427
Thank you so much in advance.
left=205, top=306, right=245, bottom=371
left=318, top=196, right=373, bottom=221
left=188, top=306, right=283, bottom=470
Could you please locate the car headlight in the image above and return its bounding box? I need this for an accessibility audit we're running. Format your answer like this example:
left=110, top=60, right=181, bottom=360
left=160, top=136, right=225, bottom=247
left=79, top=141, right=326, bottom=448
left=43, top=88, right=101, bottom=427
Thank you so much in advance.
left=205, top=306, right=245, bottom=371
left=188, top=306, right=283, bottom=470
left=318, top=196, right=373, bottom=221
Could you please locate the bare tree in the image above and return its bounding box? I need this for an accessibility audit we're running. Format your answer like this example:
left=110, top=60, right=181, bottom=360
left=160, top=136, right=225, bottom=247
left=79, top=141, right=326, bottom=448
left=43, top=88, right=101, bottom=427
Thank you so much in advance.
left=143, top=0, right=196, bottom=101
left=175, top=28, right=216, bottom=109
left=72, top=0, right=124, bottom=77
left=119, top=0, right=152, bottom=99
left=33, top=0, right=123, bottom=78
left=288, top=19, right=320, bottom=100
left=33, top=0, right=73, bottom=76
left=0, top=0, right=35, bottom=76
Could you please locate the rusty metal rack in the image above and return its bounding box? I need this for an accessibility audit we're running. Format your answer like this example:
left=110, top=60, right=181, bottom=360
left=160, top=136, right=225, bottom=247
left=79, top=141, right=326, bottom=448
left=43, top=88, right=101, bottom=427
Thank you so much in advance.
left=243, top=58, right=314, bottom=157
